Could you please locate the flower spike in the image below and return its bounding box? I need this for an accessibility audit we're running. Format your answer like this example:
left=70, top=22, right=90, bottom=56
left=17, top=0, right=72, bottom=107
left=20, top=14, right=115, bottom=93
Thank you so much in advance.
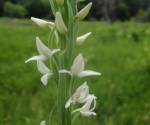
left=75, top=2, right=92, bottom=21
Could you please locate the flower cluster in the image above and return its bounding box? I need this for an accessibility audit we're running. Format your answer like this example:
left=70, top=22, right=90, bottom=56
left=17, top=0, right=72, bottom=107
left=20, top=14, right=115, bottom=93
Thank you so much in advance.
left=25, top=0, right=101, bottom=125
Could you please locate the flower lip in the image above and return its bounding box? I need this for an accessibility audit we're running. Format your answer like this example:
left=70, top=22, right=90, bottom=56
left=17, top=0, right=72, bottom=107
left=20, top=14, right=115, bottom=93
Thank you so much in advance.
left=72, top=94, right=97, bottom=117
left=65, top=82, right=89, bottom=109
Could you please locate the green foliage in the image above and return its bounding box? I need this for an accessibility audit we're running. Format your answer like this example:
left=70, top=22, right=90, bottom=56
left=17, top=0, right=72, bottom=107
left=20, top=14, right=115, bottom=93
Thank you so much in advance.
left=3, top=2, right=27, bottom=18
left=0, top=19, right=150, bottom=125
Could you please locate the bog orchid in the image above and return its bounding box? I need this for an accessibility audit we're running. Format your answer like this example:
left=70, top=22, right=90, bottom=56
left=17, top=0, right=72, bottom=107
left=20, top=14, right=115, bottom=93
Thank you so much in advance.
left=25, top=37, right=60, bottom=63
left=75, top=2, right=93, bottom=21
left=72, top=94, right=97, bottom=117
left=65, top=82, right=89, bottom=108
left=55, top=12, right=67, bottom=34
left=25, top=0, right=101, bottom=125
left=59, top=54, right=101, bottom=78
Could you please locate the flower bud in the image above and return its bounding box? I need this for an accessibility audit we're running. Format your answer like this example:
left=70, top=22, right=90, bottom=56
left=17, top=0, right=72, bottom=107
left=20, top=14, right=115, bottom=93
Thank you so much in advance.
left=76, top=32, right=92, bottom=45
left=75, top=2, right=92, bottom=21
left=55, top=12, right=67, bottom=34
left=31, top=17, right=54, bottom=28
left=56, top=0, right=64, bottom=6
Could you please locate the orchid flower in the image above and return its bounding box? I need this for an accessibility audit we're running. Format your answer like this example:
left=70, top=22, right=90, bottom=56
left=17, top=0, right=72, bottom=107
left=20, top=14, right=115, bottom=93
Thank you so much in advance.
left=31, top=17, right=55, bottom=28
left=55, top=12, right=67, bottom=34
left=59, top=54, right=101, bottom=78
left=65, top=82, right=89, bottom=108
left=76, top=32, right=92, bottom=45
left=72, top=94, right=97, bottom=117
left=75, top=2, right=92, bottom=21
left=40, top=121, right=46, bottom=125
left=37, top=61, right=52, bottom=86
left=25, top=37, right=60, bottom=63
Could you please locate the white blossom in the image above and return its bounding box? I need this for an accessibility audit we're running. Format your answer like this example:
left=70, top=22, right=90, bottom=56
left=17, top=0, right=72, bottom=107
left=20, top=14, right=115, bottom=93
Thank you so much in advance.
left=55, top=12, right=67, bottom=34
left=65, top=82, right=89, bottom=108
left=37, top=61, right=52, bottom=86
left=25, top=37, right=60, bottom=63
left=75, top=2, right=92, bottom=21
left=76, top=32, right=92, bottom=45
left=72, top=94, right=97, bottom=117
left=59, top=54, right=101, bottom=78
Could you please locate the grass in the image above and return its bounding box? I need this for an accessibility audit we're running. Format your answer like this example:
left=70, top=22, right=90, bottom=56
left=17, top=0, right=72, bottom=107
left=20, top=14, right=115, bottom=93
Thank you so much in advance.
left=0, top=18, right=150, bottom=125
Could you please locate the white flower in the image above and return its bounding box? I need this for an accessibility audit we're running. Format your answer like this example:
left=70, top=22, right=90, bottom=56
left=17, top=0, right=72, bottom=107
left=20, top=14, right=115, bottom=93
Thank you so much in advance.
left=76, top=32, right=92, bottom=45
left=40, top=121, right=46, bottom=125
left=55, top=12, right=67, bottom=34
left=72, top=94, right=97, bottom=117
left=25, top=37, right=60, bottom=63
left=37, top=61, right=52, bottom=86
left=59, top=54, right=101, bottom=78
left=65, top=82, right=89, bottom=108
left=31, top=17, right=54, bottom=28
left=75, top=2, right=92, bottom=21
left=56, top=0, right=64, bottom=6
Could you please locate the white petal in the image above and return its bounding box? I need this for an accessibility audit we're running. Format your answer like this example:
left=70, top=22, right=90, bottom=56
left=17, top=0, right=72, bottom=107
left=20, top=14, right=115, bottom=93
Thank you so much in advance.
left=76, top=32, right=92, bottom=45
left=73, top=82, right=89, bottom=103
left=65, top=99, right=72, bottom=109
left=40, top=121, right=46, bottom=125
left=37, top=61, right=50, bottom=74
left=80, top=111, right=96, bottom=116
left=59, top=69, right=71, bottom=75
left=71, top=54, right=85, bottom=75
left=36, top=37, right=51, bottom=57
left=75, top=2, right=92, bottom=21
left=54, top=31, right=59, bottom=44
left=50, top=49, right=60, bottom=56
left=31, top=17, right=54, bottom=28
left=41, top=73, right=52, bottom=86
left=25, top=55, right=46, bottom=63
left=55, top=12, right=67, bottom=34
left=72, top=94, right=97, bottom=116
left=79, top=70, right=101, bottom=78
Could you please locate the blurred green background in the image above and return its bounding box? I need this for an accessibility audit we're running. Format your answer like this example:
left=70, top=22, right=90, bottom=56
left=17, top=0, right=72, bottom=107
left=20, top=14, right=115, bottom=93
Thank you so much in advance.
left=0, top=0, right=150, bottom=125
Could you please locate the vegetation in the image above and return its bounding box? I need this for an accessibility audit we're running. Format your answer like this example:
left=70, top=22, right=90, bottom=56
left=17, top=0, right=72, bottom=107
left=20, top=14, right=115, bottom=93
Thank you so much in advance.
left=0, top=0, right=150, bottom=21
left=0, top=18, right=150, bottom=125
